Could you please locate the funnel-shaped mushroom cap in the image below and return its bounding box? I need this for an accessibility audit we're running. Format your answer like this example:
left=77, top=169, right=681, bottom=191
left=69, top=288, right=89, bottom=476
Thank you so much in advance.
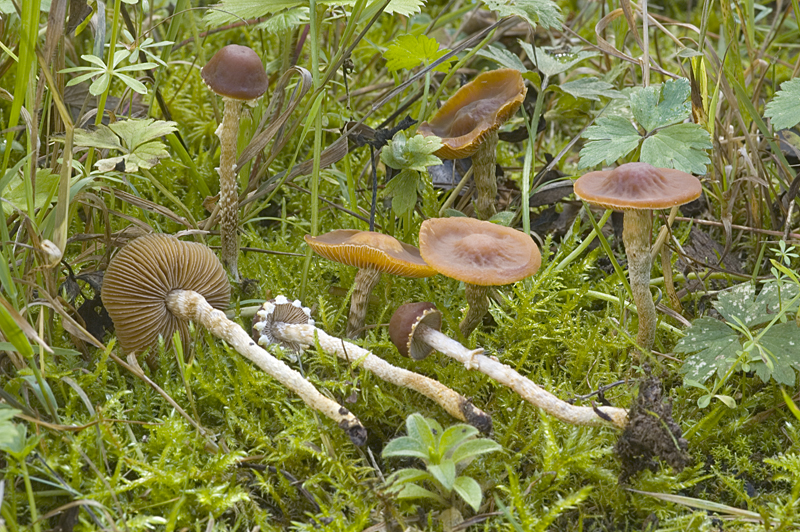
left=201, top=44, right=268, bottom=101
left=252, top=296, right=315, bottom=354
left=305, top=230, right=437, bottom=278
left=574, top=162, right=702, bottom=211
left=418, top=69, right=526, bottom=159
left=101, top=234, right=231, bottom=355
left=389, top=302, right=442, bottom=360
left=419, top=218, right=541, bottom=286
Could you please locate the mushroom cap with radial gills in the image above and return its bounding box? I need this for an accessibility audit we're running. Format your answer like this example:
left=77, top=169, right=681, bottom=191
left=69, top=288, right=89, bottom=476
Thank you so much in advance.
left=252, top=296, right=315, bottom=354
left=419, top=218, right=541, bottom=286
left=389, top=302, right=443, bottom=360
left=417, top=68, right=527, bottom=160
left=573, top=162, right=702, bottom=211
left=304, top=230, right=437, bottom=278
left=100, top=233, right=231, bottom=355
left=201, top=44, right=269, bottom=101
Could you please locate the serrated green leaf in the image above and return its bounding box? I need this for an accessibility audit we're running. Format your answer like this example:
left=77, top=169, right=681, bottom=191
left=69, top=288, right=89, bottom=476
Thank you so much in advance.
left=640, top=123, right=712, bottom=175
left=204, top=0, right=306, bottom=25
left=677, top=317, right=741, bottom=383
left=483, top=0, right=562, bottom=30
left=630, top=78, right=691, bottom=132
left=74, top=125, right=123, bottom=151
left=381, top=435, right=429, bottom=459
left=578, top=116, right=641, bottom=168
left=449, top=438, right=502, bottom=465
left=453, top=476, right=483, bottom=512
left=381, top=131, right=442, bottom=171
left=76, top=119, right=176, bottom=172
left=254, top=7, right=309, bottom=34
left=384, top=34, right=454, bottom=73
left=2, top=169, right=61, bottom=215
left=383, top=170, right=419, bottom=216
left=752, top=322, right=800, bottom=384
left=714, top=281, right=799, bottom=328
left=518, top=43, right=596, bottom=78
left=428, top=461, right=456, bottom=491
left=477, top=45, right=527, bottom=72
left=765, top=78, right=800, bottom=130
left=559, top=77, right=622, bottom=101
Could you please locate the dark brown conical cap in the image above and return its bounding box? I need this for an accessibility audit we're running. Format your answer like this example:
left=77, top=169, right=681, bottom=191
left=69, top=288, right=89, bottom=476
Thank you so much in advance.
left=101, top=234, right=230, bottom=355
left=389, top=302, right=442, bottom=360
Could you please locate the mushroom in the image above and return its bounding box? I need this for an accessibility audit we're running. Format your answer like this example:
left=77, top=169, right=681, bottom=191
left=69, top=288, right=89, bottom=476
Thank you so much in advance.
left=573, top=162, right=702, bottom=352
left=201, top=44, right=268, bottom=281
left=101, top=234, right=367, bottom=445
left=419, top=217, right=541, bottom=338
left=304, top=230, right=436, bottom=338
left=418, top=69, right=526, bottom=220
left=389, top=302, right=628, bottom=428
left=253, top=296, right=492, bottom=433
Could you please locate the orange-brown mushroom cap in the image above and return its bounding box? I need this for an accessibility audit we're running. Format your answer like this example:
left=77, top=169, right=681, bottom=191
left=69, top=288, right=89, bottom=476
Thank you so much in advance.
left=419, top=218, right=541, bottom=286
left=304, top=230, right=436, bottom=278
left=101, top=234, right=231, bottom=355
left=389, top=302, right=443, bottom=360
left=201, top=44, right=268, bottom=101
left=573, top=162, right=702, bottom=211
left=418, top=69, right=526, bottom=159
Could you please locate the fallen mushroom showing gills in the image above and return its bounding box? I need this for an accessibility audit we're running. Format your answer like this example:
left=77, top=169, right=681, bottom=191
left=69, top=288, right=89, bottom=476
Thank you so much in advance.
left=389, top=302, right=627, bottom=428
left=253, top=296, right=492, bottom=433
left=573, top=162, right=702, bottom=351
left=305, top=230, right=436, bottom=338
left=418, top=69, right=526, bottom=220
left=202, top=45, right=268, bottom=281
left=101, top=234, right=367, bottom=445
left=419, top=217, right=541, bottom=337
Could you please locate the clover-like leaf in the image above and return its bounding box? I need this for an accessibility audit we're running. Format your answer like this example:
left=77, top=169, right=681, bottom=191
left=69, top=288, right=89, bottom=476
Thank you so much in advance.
left=578, top=116, right=641, bottom=168
left=765, top=78, right=800, bottom=131
left=74, top=118, right=177, bottom=172
left=640, top=123, right=712, bottom=175
left=384, top=34, right=455, bottom=73
left=630, top=78, right=691, bottom=132
left=381, top=131, right=442, bottom=172
left=676, top=317, right=740, bottom=383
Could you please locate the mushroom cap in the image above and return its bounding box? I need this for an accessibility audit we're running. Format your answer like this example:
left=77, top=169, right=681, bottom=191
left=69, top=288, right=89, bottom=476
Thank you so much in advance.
left=304, top=230, right=437, bottom=278
left=201, top=44, right=268, bottom=101
left=101, top=234, right=231, bottom=355
left=418, top=69, right=526, bottom=159
left=419, top=218, right=541, bottom=286
left=389, top=302, right=443, bottom=360
left=573, top=162, right=702, bottom=211
left=252, top=295, right=314, bottom=354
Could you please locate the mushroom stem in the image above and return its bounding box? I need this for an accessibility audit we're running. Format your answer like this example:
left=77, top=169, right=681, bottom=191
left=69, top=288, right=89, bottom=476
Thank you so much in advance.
left=622, top=209, right=656, bottom=352
left=270, top=321, right=493, bottom=433
left=218, top=97, right=244, bottom=281
left=460, top=283, right=491, bottom=338
left=472, top=129, right=499, bottom=220
left=346, top=267, right=381, bottom=338
left=165, top=289, right=367, bottom=445
left=415, top=323, right=628, bottom=429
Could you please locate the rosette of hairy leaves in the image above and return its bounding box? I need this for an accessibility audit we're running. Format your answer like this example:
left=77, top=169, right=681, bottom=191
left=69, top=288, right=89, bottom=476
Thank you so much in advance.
left=382, top=413, right=501, bottom=512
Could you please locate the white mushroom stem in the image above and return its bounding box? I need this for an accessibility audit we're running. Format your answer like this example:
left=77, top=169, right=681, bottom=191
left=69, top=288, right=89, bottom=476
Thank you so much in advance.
left=270, top=322, right=493, bottom=433
left=415, top=323, right=628, bottom=429
left=623, top=209, right=656, bottom=352
left=165, top=289, right=367, bottom=445
left=346, top=267, right=381, bottom=339
left=472, top=129, right=499, bottom=221
left=218, top=97, right=244, bottom=281
left=460, top=283, right=491, bottom=338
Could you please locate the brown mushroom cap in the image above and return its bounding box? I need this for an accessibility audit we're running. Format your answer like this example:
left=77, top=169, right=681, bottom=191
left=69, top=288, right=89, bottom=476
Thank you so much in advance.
left=573, top=162, right=702, bottom=211
left=201, top=44, right=268, bottom=101
left=418, top=69, right=526, bottom=159
left=389, top=302, right=443, bottom=360
left=419, top=218, right=541, bottom=286
left=252, top=296, right=314, bottom=354
left=304, top=230, right=437, bottom=278
left=101, top=234, right=231, bottom=355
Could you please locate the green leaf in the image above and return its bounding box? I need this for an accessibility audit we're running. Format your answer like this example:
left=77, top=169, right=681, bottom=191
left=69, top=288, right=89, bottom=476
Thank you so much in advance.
left=395, top=483, right=445, bottom=503
left=439, top=424, right=479, bottom=454
left=0, top=296, right=34, bottom=359
left=477, top=45, right=527, bottom=72
left=578, top=116, right=641, bottom=168
left=405, top=413, right=440, bottom=455
left=489, top=211, right=515, bottom=226
left=765, top=78, right=800, bottom=130
left=428, top=461, right=456, bottom=491
left=384, top=468, right=432, bottom=488
left=383, top=170, right=420, bottom=216
left=630, top=78, right=691, bottom=132
left=483, top=0, right=562, bottom=30
left=559, top=77, right=622, bottom=101
left=381, top=131, right=442, bottom=171
left=384, top=34, right=454, bottom=73
left=676, top=317, right=740, bottom=383
left=204, top=0, right=307, bottom=25
left=2, top=169, right=60, bottom=215
left=714, top=281, right=799, bottom=328
left=453, top=476, right=483, bottom=511
left=751, top=322, right=800, bottom=385
left=449, top=438, right=502, bottom=465
left=518, top=43, right=596, bottom=78
left=640, top=123, right=712, bottom=175
left=382, top=435, right=429, bottom=460
left=254, top=8, right=309, bottom=34
left=74, top=119, right=177, bottom=172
